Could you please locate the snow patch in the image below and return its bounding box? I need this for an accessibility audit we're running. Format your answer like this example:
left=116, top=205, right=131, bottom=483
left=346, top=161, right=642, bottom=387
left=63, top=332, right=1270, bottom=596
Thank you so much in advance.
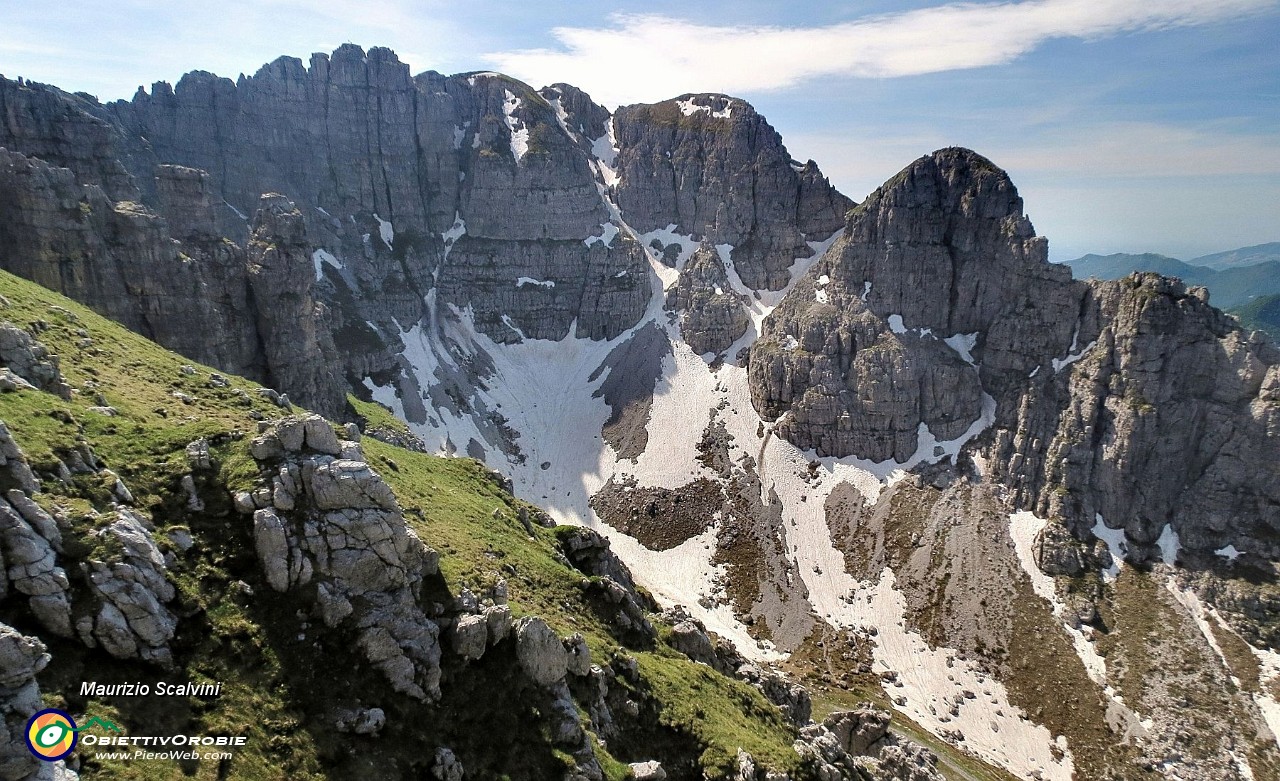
left=943, top=333, right=979, bottom=365
left=1167, top=581, right=1280, bottom=749
left=638, top=225, right=698, bottom=289
left=502, top=90, right=529, bottom=161
left=547, top=96, right=575, bottom=140
left=1053, top=324, right=1096, bottom=373
left=676, top=97, right=733, bottom=119
left=584, top=223, right=619, bottom=248
left=516, top=277, right=555, bottom=289
left=887, top=314, right=907, bottom=334
left=374, top=213, right=394, bottom=249
left=1156, top=524, right=1180, bottom=566
left=1092, top=514, right=1127, bottom=580
left=441, top=214, right=466, bottom=259
left=1216, top=544, right=1243, bottom=562
left=590, top=119, right=621, bottom=187
left=311, top=249, right=341, bottom=280
left=814, top=289, right=829, bottom=304
left=863, top=570, right=1075, bottom=781
left=452, top=124, right=467, bottom=150
left=224, top=200, right=247, bottom=221
left=861, top=281, right=872, bottom=302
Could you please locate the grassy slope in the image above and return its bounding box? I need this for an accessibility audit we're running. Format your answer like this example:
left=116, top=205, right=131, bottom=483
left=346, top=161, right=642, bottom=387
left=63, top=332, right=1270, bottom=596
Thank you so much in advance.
left=0, top=270, right=798, bottom=780
left=1229, top=293, right=1280, bottom=340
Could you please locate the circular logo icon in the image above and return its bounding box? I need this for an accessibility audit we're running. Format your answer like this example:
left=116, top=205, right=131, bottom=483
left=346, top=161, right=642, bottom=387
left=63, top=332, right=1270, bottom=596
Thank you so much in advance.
left=25, top=709, right=77, bottom=761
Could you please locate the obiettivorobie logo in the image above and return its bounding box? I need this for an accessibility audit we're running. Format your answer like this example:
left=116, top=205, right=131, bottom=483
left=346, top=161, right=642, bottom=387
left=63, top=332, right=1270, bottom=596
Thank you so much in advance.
left=25, top=707, right=246, bottom=763
left=25, top=710, right=122, bottom=762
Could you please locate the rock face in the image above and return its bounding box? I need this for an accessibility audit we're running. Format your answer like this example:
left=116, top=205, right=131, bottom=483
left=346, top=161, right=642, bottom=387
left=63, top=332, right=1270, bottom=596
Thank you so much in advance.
left=986, top=273, right=1280, bottom=565
left=750, top=146, right=1280, bottom=568
left=1, top=60, right=851, bottom=427
left=750, top=148, right=1079, bottom=463
left=239, top=414, right=444, bottom=699
left=613, top=94, right=853, bottom=290
left=665, top=245, right=750, bottom=355
left=243, top=195, right=343, bottom=414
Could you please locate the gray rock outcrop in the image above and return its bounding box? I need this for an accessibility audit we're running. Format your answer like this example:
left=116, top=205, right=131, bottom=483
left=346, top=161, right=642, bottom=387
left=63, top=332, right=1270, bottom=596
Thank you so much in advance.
left=795, top=705, right=943, bottom=781
left=0, top=622, right=79, bottom=781
left=0, top=323, right=70, bottom=400
left=514, top=616, right=569, bottom=687
left=239, top=414, right=444, bottom=700
left=665, top=245, right=750, bottom=355
left=79, top=509, right=178, bottom=666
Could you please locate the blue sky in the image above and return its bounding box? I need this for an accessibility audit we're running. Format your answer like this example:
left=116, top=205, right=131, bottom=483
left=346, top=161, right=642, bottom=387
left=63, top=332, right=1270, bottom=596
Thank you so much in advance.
left=3, top=0, right=1277, bottom=260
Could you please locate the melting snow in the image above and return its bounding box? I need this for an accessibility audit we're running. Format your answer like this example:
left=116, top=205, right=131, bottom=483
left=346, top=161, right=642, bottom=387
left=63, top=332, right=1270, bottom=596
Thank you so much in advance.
left=638, top=225, right=698, bottom=289
left=1010, top=512, right=1122, bottom=702
left=502, top=90, right=529, bottom=161
left=1167, top=582, right=1280, bottom=749
left=1216, top=544, right=1243, bottom=562
left=374, top=213, right=394, bottom=249
left=441, top=214, right=466, bottom=259
left=590, top=119, right=621, bottom=187
left=311, top=249, right=341, bottom=280
left=862, top=281, right=872, bottom=302
left=943, top=333, right=979, bottom=365
left=1092, top=514, right=1127, bottom=580
left=815, top=289, right=829, bottom=304
left=1156, top=524, right=1180, bottom=566
left=584, top=223, right=619, bottom=248
left=547, top=96, right=575, bottom=140
left=452, top=124, right=467, bottom=150
left=676, top=97, right=733, bottom=119
left=887, top=314, right=907, bottom=334
left=1052, top=324, right=1096, bottom=373
left=516, top=277, right=555, bottom=289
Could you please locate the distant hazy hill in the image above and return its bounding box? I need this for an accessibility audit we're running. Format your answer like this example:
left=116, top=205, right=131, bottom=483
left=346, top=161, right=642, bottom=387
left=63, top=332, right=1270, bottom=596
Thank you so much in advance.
left=1064, top=250, right=1280, bottom=309
left=1230, top=293, right=1280, bottom=339
left=1192, top=242, right=1280, bottom=270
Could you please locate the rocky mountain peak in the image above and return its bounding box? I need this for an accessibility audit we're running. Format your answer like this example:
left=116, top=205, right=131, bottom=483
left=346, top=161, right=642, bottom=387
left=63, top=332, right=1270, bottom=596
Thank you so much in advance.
left=613, top=92, right=853, bottom=291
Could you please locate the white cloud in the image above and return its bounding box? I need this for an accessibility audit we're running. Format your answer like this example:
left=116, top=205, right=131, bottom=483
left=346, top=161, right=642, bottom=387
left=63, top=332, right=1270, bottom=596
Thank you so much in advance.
left=485, top=0, right=1276, bottom=105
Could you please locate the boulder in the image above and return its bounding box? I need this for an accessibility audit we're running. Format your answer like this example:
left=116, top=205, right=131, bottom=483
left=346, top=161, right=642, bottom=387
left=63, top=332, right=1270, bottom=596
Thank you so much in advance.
left=515, top=617, right=568, bottom=686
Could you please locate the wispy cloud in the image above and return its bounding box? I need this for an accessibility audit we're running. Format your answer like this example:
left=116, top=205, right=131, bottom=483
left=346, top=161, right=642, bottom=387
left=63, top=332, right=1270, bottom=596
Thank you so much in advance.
left=486, top=0, right=1276, bottom=105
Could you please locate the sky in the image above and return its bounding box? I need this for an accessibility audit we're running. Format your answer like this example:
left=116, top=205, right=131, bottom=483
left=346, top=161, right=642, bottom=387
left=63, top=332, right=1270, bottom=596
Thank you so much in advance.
left=2, top=0, right=1277, bottom=260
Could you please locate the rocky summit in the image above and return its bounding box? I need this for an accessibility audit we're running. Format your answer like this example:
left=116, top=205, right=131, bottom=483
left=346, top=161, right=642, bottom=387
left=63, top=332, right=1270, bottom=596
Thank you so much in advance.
left=0, top=45, right=1278, bottom=781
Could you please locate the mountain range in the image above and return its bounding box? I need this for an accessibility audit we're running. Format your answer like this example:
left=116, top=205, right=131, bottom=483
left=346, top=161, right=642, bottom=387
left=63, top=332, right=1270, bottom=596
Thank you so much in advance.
left=1062, top=243, right=1280, bottom=309
left=0, top=45, right=1277, bottom=781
